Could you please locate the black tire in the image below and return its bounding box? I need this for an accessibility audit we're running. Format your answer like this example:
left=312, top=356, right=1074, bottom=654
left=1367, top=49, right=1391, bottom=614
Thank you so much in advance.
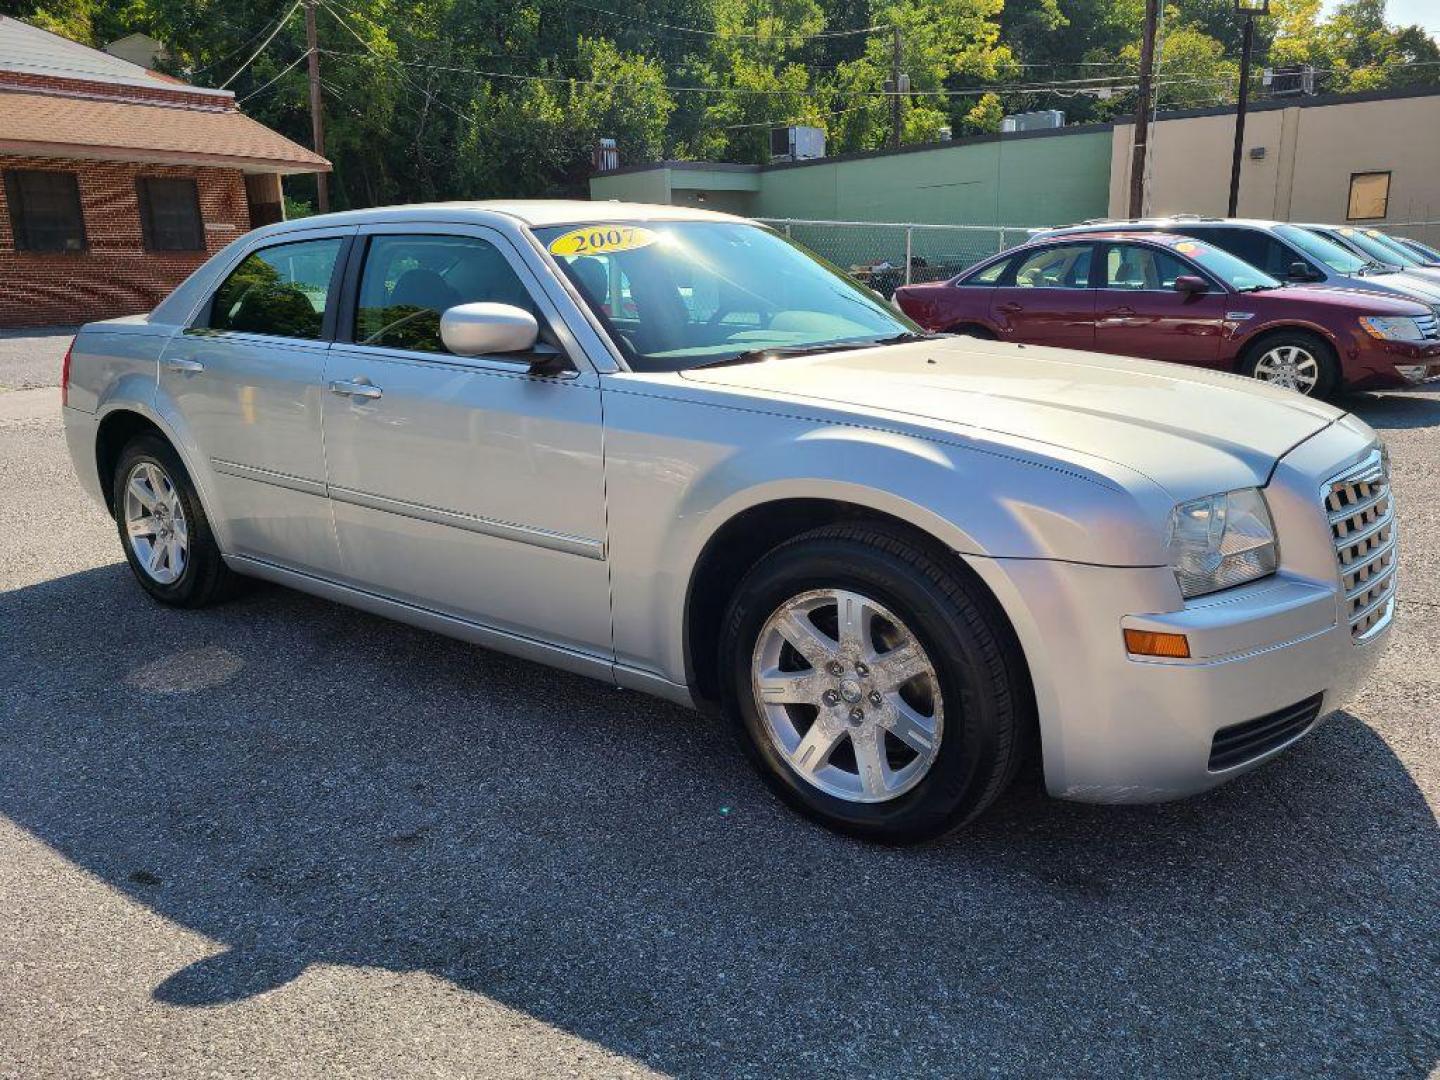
left=1240, top=329, right=1341, bottom=398
left=112, top=434, right=239, bottom=608
left=719, top=523, right=1032, bottom=843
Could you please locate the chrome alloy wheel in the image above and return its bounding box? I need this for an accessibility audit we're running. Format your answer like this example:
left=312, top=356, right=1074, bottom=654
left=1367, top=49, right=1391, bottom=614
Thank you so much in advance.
left=1252, top=344, right=1321, bottom=395
left=751, top=588, right=944, bottom=803
left=123, top=461, right=189, bottom=585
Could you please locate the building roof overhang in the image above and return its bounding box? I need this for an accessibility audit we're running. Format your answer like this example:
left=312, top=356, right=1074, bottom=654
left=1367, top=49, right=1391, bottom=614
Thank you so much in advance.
left=0, top=88, right=329, bottom=174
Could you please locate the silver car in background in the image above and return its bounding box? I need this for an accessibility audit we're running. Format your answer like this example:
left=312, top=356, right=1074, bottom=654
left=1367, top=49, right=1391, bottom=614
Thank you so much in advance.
left=62, top=202, right=1395, bottom=841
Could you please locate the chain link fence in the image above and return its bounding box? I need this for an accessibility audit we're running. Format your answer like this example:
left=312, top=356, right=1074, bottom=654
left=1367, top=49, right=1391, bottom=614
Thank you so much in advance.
left=758, top=219, right=1035, bottom=297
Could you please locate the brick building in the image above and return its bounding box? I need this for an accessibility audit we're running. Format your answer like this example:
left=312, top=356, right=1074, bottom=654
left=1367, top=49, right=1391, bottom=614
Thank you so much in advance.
left=0, top=16, right=329, bottom=327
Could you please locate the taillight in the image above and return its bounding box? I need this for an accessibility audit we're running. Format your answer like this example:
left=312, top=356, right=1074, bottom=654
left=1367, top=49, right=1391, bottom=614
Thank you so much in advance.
left=60, top=338, right=74, bottom=407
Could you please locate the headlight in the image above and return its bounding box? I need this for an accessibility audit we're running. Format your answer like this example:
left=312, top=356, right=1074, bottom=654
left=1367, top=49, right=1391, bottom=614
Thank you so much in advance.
left=1166, top=487, right=1278, bottom=598
left=1359, top=315, right=1426, bottom=342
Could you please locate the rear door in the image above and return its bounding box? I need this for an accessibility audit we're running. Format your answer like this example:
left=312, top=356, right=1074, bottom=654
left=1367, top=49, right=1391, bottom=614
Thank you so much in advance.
left=158, top=228, right=353, bottom=575
left=988, top=242, right=1097, bottom=350
left=1094, top=241, right=1226, bottom=367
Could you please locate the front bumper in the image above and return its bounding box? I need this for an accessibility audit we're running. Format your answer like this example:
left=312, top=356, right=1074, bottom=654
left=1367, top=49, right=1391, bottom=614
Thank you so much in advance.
left=994, top=560, right=1390, bottom=803
left=983, top=418, right=1393, bottom=803
left=1344, top=337, right=1440, bottom=389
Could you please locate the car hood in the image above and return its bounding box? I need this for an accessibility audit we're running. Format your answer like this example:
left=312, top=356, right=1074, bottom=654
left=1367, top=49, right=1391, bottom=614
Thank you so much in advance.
left=1248, top=284, right=1436, bottom=314
left=1337, top=270, right=1440, bottom=305
left=680, top=337, right=1343, bottom=500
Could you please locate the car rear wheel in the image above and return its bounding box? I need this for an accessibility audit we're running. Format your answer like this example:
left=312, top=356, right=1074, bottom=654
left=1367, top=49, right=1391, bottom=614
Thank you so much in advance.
left=113, top=435, right=238, bottom=607
left=719, top=523, right=1031, bottom=843
left=1242, top=331, right=1339, bottom=397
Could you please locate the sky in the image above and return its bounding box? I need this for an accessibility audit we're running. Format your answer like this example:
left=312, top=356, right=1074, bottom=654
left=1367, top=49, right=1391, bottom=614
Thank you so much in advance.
left=1318, top=0, right=1440, bottom=38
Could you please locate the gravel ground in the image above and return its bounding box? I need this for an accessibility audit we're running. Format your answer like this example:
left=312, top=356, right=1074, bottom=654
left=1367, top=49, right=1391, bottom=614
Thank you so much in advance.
left=0, top=326, right=79, bottom=391
left=1, top=331, right=1437, bottom=1078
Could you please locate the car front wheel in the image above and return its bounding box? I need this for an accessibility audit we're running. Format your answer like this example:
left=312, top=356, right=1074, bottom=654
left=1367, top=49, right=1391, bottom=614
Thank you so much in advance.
left=720, top=524, right=1031, bottom=843
left=1242, top=331, right=1340, bottom=397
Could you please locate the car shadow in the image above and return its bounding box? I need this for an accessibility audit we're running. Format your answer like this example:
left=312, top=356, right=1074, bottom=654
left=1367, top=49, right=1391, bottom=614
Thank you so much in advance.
left=2, top=564, right=1436, bottom=1076
left=1342, top=389, right=1440, bottom=430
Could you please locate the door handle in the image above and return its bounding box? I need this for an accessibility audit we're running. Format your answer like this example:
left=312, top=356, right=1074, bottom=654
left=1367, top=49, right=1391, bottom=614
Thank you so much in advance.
left=166, top=358, right=205, bottom=373
left=328, top=379, right=383, bottom=400
left=997, top=302, right=1024, bottom=314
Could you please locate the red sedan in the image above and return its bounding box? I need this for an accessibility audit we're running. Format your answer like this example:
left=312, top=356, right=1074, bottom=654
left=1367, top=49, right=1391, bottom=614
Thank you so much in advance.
left=893, top=231, right=1440, bottom=397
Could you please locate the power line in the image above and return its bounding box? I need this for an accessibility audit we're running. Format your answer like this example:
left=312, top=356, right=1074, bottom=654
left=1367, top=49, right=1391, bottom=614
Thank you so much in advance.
left=218, top=0, right=304, bottom=88
left=562, top=0, right=885, bottom=40
left=236, top=50, right=312, bottom=102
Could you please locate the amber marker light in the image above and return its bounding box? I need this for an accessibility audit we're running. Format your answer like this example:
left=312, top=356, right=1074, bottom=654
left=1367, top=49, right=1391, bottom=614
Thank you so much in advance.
left=1124, top=629, right=1192, bottom=659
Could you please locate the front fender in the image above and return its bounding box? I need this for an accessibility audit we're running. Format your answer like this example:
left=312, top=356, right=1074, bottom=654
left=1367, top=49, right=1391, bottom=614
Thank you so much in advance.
left=602, top=388, right=1172, bottom=687
left=1228, top=316, right=1341, bottom=365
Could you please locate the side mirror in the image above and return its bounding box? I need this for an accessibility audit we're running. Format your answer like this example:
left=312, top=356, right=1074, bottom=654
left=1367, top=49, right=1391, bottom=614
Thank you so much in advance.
left=1173, top=275, right=1208, bottom=295
left=1288, top=261, right=1318, bottom=282
left=439, top=302, right=538, bottom=356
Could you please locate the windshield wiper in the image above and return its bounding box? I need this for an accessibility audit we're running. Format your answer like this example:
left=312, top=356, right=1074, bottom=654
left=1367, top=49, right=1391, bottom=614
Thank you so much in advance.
left=692, top=341, right=875, bottom=370
left=1356, top=260, right=1396, bottom=275
left=870, top=330, right=948, bottom=345
left=691, top=331, right=942, bottom=371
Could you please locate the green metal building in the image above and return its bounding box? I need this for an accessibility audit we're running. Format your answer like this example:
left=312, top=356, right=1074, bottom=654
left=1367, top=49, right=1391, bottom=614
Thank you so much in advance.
left=588, top=123, right=1115, bottom=227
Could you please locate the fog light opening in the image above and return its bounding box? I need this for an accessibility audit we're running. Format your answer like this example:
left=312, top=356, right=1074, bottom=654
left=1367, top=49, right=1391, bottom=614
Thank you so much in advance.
left=1124, top=629, right=1192, bottom=659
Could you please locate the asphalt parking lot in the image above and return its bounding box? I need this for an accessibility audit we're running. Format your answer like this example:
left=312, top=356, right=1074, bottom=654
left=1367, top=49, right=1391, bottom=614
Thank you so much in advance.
left=1, top=332, right=1437, bottom=1079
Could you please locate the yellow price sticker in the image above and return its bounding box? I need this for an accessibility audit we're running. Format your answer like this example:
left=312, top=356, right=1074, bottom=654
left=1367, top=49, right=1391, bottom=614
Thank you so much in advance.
left=1175, top=241, right=1202, bottom=254
left=549, top=225, right=658, bottom=256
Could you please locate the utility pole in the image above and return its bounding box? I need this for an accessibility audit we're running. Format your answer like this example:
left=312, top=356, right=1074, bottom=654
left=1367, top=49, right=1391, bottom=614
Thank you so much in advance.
left=888, top=26, right=903, bottom=151
left=1127, top=0, right=1159, bottom=218
left=1227, top=13, right=1257, bottom=215
left=304, top=0, right=329, bottom=213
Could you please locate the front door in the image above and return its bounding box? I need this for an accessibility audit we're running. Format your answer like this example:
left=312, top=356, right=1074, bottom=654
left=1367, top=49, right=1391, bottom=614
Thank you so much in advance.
left=1094, top=242, right=1226, bottom=368
left=320, top=226, right=610, bottom=657
left=157, top=229, right=352, bottom=574
left=988, top=242, right=1096, bottom=351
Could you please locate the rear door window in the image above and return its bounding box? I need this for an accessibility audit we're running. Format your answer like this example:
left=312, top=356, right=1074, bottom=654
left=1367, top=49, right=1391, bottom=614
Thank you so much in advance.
left=961, top=256, right=1013, bottom=286
left=354, top=234, right=538, bottom=353
left=207, top=238, right=344, bottom=339
left=1009, top=245, right=1092, bottom=289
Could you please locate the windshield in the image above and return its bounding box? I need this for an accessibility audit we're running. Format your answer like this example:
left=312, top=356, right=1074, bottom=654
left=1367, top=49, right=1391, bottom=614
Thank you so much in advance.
left=1274, top=224, right=1369, bottom=274
left=1171, top=238, right=1280, bottom=291
left=1319, top=226, right=1411, bottom=269
left=1348, top=228, right=1425, bottom=267
left=534, top=221, right=913, bottom=372
left=1399, top=235, right=1440, bottom=261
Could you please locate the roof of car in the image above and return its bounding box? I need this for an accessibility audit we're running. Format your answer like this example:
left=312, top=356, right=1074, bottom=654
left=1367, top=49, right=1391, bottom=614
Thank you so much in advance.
left=266, top=200, right=746, bottom=232
left=1020, top=230, right=1207, bottom=248
left=1046, top=217, right=1286, bottom=232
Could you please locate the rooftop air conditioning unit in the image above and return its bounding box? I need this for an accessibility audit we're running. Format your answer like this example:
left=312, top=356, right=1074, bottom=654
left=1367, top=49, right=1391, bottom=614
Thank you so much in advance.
left=769, top=125, right=826, bottom=163
left=1263, top=65, right=1316, bottom=97
left=1000, top=109, right=1065, bottom=133
left=592, top=137, right=619, bottom=173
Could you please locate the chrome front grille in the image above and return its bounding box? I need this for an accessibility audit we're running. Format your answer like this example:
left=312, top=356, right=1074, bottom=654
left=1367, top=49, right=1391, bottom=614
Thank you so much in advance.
left=1324, top=449, right=1397, bottom=641
left=1417, top=312, right=1440, bottom=340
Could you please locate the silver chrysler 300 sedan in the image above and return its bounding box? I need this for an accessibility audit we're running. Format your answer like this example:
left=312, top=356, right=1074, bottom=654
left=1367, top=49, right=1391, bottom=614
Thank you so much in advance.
left=62, top=201, right=1396, bottom=842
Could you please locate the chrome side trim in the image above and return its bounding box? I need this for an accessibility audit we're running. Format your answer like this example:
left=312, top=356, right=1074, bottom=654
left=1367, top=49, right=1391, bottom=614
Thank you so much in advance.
left=328, top=484, right=605, bottom=560
left=212, top=458, right=326, bottom=497
left=224, top=554, right=618, bottom=684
